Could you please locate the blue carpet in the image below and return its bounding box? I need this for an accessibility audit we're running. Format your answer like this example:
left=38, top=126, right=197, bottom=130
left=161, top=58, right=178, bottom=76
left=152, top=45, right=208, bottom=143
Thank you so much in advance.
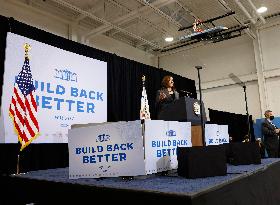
left=15, top=158, right=280, bottom=197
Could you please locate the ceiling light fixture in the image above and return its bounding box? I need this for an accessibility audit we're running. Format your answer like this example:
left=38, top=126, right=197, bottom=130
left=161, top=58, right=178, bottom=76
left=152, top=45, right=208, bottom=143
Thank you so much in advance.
left=257, top=6, right=267, bottom=13
left=165, top=36, right=174, bottom=42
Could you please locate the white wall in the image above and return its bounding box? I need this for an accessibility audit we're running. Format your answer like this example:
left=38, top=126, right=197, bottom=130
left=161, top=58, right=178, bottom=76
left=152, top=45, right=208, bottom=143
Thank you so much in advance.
left=260, top=23, right=280, bottom=71
left=159, top=35, right=256, bottom=82
left=89, top=35, right=156, bottom=66
left=260, top=22, right=280, bottom=117
left=266, top=76, right=280, bottom=117
left=0, top=0, right=156, bottom=67
left=159, top=17, right=280, bottom=120
left=201, top=81, right=261, bottom=120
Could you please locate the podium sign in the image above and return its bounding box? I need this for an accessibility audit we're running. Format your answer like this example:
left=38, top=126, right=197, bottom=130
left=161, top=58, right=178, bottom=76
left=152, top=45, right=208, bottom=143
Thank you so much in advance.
left=68, top=121, right=145, bottom=179
left=205, top=124, right=229, bottom=146
left=144, top=120, right=191, bottom=174
left=158, top=97, right=206, bottom=125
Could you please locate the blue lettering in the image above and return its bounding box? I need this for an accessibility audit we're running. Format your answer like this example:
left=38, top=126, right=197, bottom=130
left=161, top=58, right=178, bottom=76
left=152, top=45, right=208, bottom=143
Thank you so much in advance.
left=34, top=80, right=38, bottom=90
left=36, top=95, right=39, bottom=106
left=42, top=96, right=52, bottom=109
left=76, top=148, right=81, bottom=154
left=87, top=103, right=95, bottom=113
left=71, top=87, right=78, bottom=97
left=80, top=89, right=87, bottom=98
left=120, top=144, right=126, bottom=150
left=112, top=154, right=118, bottom=161
left=114, top=144, right=119, bottom=151
left=157, top=150, right=161, bottom=158
left=162, top=149, right=167, bottom=157
left=119, top=153, right=126, bottom=161
left=96, top=155, right=103, bottom=162
left=96, top=92, right=103, bottom=101
left=81, top=147, right=87, bottom=154
left=127, top=143, right=133, bottom=150
left=65, top=100, right=75, bottom=111
left=46, top=83, right=54, bottom=94
left=40, top=82, right=44, bottom=92
left=56, top=85, right=65, bottom=95
left=107, top=145, right=112, bottom=151
left=89, top=91, right=95, bottom=100
left=53, top=98, right=64, bottom=110
left=104, top=154, right=110, bottom=162
left=97, top=146, right=103, bottom=152
left=168, top=140, right=171, bottom=146
left=90, top=156, right=96, bottom=163
left=83, top=156, right=89, bottom=163
left=77, top=101, right=84, bottom=112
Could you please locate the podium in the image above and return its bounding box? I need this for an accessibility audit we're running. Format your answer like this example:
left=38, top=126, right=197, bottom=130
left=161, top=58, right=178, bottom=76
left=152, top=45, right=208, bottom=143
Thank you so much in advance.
left=158, top=97, right=207, bottom=146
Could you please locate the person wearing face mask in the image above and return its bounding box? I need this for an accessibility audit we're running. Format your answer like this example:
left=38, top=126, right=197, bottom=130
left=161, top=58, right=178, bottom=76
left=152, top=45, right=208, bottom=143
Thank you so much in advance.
left=261, top=110, right=280, bottom=158
left=155, top=75, right=179, bottom=119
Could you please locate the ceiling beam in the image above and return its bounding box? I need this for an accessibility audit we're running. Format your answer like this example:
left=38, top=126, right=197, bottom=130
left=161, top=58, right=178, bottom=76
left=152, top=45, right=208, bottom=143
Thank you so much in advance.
left=51, top=0, right=162, bottom=49
left=246, top=0, right=266, bottom=24
left=136, top=0, right=182, bottom=28
left=175, top=0, right=202, bottom=23
left=84, top=0, right=176, bottom=39
left=105, top=0, right=169, bottom=36
left=75, top=3, right=103, bottom=22
left=217, top=0, right=256, bottom=39
left=234, top=0, right=256, bottom=24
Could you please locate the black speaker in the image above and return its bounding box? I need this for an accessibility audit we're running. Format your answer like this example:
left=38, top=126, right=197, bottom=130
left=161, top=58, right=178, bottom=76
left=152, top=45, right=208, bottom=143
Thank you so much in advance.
left=177, top=145, right=227, bottom=179
left=228, top=142, right=261, bottom=165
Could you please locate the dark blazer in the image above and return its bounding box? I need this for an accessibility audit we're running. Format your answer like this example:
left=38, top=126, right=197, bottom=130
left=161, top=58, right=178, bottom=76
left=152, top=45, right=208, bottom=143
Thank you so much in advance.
left=261, top=118, right=279, bottom=152
left=155, top=88, right=179, bottom=118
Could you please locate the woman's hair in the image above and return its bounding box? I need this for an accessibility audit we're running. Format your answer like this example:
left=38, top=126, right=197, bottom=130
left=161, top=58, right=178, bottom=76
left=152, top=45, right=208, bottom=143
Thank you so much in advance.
left=161, top=75, right=175, bottom=89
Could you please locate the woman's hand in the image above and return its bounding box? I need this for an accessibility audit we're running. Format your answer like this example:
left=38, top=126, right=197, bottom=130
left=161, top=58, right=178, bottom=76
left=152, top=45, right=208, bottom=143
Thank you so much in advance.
left=159, top=91, right=167, bottom=101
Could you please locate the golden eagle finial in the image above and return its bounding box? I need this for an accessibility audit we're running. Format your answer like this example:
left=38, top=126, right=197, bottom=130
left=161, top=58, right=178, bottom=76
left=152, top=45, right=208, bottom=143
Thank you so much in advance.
left=24, top=43, right=31, bottom=59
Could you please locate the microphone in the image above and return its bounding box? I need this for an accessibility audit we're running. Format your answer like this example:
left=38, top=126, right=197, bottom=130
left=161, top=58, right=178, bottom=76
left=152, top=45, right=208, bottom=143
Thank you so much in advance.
left=180, top=90, right=192, bottom=95
left=195, top=66, right=203, bottom=70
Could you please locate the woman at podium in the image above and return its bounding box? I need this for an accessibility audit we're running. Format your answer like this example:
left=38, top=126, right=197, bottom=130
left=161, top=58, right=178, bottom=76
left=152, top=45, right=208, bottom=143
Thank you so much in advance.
left=155, top=75, right=179, bottom=119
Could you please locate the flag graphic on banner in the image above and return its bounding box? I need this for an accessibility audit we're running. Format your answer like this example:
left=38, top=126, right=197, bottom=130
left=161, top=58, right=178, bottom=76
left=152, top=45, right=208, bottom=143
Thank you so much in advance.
left=9, top=43, right=39, bottom=151
left=140, top=75, right=151, bottom=120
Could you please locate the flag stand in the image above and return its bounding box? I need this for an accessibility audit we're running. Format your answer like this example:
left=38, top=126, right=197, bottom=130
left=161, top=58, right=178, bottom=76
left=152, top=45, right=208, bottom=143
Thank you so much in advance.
left=12, top=153, right=26, bottom=176
left=16, top=154, right=20, bottom=175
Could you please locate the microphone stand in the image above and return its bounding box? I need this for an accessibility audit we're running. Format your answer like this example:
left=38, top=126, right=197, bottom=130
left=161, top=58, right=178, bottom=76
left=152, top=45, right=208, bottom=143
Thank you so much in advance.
left=196, top=66, right=206, bottom=146
left=229, top=73, right=252, bottom=142
left=243, top=85, right=251, bottom=142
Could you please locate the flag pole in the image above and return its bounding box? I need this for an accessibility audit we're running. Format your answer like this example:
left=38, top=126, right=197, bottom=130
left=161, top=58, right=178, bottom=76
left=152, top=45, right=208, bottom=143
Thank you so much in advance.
left=16, top=153, right=20, bottom=175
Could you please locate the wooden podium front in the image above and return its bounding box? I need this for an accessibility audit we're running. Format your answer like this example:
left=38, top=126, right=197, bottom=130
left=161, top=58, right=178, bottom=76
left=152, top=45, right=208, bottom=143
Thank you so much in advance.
left=157, top=96, right=206, bottom=146
left=191, top=125, right=203, bottom=146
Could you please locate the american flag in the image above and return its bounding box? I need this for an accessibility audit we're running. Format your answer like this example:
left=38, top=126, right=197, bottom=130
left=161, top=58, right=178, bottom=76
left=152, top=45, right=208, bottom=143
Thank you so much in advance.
left=9, top=50, right=39, bottom=151
left=140, top=75, right=150, bottom=120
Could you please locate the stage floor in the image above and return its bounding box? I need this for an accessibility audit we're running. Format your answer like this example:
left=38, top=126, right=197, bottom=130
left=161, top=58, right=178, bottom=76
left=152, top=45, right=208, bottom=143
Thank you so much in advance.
left=12, top=159, right=280, bottom=194
left=2, top=158, right=280, bottom=204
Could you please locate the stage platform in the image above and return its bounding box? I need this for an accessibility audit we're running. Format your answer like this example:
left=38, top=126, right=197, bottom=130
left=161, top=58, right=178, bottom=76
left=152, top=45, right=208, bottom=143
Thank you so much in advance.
left=2, top=158, right=280, bottom=205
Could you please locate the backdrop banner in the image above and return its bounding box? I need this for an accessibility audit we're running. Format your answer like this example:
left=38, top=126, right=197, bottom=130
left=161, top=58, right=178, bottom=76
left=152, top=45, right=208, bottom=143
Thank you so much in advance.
left=1, top=32, right=107, bottom=143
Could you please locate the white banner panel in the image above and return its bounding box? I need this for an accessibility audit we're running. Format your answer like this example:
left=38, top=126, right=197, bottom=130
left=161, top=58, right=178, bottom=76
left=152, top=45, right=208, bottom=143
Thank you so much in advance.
left=218, top=125, right=229, bottom=144
left=1, top=32, right=107, bottom=143
left=205, top=124, right=219, bottom=146
left=144, top=120, right=191, bottom=174
left=205, top=124, right=229, bottom=145
left=68, top=120, right=145, bottom=179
